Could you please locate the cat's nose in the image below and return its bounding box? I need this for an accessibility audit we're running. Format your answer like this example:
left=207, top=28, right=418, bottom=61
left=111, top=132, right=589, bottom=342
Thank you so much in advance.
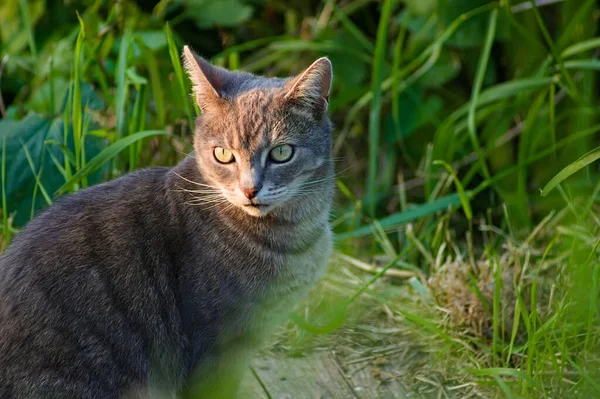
left=242, top=187, right=259, bottom=200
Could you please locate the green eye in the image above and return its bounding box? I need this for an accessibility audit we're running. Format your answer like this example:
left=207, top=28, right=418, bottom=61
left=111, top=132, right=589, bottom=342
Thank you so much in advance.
left=270, top=144, right=294, bottom=163
left=213, top=147, right=235, bottom=164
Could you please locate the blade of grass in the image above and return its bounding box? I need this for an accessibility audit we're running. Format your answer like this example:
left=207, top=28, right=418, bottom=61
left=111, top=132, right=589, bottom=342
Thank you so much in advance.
left=562, top=37, right=600, bottom=58
left=73, top=13, right=85, bottom=179
left=137, top=39, right=165, bottom=128
left=433, top=160, right=472, bottom=220
left=1, top=135, right=9, bottom=248
left=526, top=278, right=538, bottom=390
left=62, top=83, right=73, bottom=181
left=433, top=77, right=553, bottom=162
left=530, top=1, right=579, bottom=98
left=472, top=123, right=600, bottom=197
left=467, top=367, right=541, bottom=390
left=366, top=0, right=395, bottom=216
left=561, top=59, right=600, bottom=71
left=505, top=287, right=522, bottom=367
left=493, top=375, right=517, bottom=399
left=541, top=146, right=600, bottom=196
left=17, top=0, right=37, bottom=57
left=549, top=82, right=556, bottom=162
left=20, top=141, right=52, bottom=205
left=165, top=23, right=195, bottom=128
left=343, top=2, right=499, bottom=132
left=467, top=8, right=497, bottom=181
left=339, top=193, right=463, bottom=239
left=391, top=23, right=415, bottom=169
left=492, top=255, right=502, bottom=367
left=330, top=2, right=374, bottom=53
left=556, top=0, right=597, bottom=51
left=58, top=130, right=169, bottom=194
left=115, top=29, right=131, bottom=138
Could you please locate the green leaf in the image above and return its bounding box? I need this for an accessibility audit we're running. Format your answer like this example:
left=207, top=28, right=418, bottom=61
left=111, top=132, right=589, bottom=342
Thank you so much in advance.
left=338, top=193, right=462, bottom=239
left=115, top=29, right=132, bottom=137
left=466, top=367, right=541, bottom=390
left=433, top=160, right=473, bottom=220
left=541, top=146, right=600, bottom=197
left=367, top=0, right=396, bottom=216
left=58, top=130, right=169, bottom=194
left=165, top=23, right=195, bottom=127
left=419, top=48, right=461, bottom=87
left=0, top=115, right=106, bottom=226
left=185, top=0, right=253, bottom=28
left=562, top=37, right=600, bottom=58
left=133, top=30, right=168, bottom=52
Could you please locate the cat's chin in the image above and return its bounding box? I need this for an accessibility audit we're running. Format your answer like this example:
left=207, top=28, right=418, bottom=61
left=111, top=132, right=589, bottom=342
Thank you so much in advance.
left=239, top=203, right=274, bottom=217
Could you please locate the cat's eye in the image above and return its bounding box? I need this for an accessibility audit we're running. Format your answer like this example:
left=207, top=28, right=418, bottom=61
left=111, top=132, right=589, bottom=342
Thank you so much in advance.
left=269, top=144, right=294, bottom=163
left=213, top=147, right=235, bottom=164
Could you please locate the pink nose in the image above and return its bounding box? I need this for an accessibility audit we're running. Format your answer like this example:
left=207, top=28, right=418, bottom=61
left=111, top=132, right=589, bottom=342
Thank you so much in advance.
left=242, top=187, right=259, bottom=200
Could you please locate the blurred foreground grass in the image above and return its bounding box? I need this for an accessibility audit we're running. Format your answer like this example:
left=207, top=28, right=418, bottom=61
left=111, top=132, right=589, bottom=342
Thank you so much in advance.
left=1, top=0, right=599, bottom=397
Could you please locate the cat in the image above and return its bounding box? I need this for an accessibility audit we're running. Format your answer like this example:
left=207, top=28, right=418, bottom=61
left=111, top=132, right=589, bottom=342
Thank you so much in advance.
left=0, top=46, right=334, bottom=398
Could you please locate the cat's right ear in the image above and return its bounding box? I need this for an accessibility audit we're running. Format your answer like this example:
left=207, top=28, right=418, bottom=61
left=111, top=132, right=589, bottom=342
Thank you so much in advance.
left=182, top=46, right=228, bottom=113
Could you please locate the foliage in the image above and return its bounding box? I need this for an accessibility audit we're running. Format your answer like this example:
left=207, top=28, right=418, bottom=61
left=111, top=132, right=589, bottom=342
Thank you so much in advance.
left=1, top=0, right=599, bottom=397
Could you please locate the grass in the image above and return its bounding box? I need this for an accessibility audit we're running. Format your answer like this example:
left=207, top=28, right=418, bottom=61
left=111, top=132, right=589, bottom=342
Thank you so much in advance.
left=0, top=0, right=599, bottom=397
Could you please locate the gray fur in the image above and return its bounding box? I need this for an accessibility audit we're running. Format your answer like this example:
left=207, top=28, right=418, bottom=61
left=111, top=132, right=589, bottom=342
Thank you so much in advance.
left=0, top=49, right=334, bottom=398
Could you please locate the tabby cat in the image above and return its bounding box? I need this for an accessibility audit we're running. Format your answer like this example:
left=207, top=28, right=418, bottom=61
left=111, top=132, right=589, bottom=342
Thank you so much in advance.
left=0, top=46, right=334, bottom=398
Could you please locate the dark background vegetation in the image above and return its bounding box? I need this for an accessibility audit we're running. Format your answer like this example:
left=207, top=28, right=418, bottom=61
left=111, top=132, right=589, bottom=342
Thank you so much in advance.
left=1, top=0, right=599, bottom=397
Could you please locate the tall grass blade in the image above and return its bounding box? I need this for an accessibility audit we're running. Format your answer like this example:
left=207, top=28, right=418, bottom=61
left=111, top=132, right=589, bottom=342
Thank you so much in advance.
left=138, top=39, right=166, bottom=128
left=20, top=142, right=52, bottom=205
left=530, top=1, right=579, bottom=97
left=1, top=136, right=9, bottom=248
left=58, top=130, right=169, bottom=193
left=541, top=146, right=600, bottom=196
left=17, top=0, right=37, bottom=57
left=165, top=23, right=195, bottom=129
left=562, top=37, right=600, bottom=58
left=115, top=29, right=131, bottom=138
left=73, top=13, right=85, bottom=175
left=433, top=160, right=472, bottom=220
left=467, top=8, right=497, bottom=181
left=339, top=193, right=462, bottom=238
left=367, top=0, right=395, bottom=216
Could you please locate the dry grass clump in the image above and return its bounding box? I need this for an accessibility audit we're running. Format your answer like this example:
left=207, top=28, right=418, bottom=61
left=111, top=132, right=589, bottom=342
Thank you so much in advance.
left=427, top=252, right=518, bottom=338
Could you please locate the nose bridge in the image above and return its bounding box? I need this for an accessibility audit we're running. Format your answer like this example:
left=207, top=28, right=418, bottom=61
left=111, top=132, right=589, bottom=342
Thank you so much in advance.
left=239, top=158, right=263, bottom=190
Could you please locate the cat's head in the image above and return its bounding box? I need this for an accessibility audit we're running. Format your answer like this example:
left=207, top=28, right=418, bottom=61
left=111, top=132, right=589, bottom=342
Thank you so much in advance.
left=182, top=46, right=333, bottom=217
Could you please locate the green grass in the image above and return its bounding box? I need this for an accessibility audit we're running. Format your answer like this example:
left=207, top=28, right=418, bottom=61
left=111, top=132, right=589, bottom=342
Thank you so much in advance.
left=0, top=0, right=599, bottom=397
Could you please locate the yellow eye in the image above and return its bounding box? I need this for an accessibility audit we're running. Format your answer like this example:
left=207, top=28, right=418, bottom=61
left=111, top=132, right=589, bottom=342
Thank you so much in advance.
left=270, top=144, right=294, bottom=163
left=213, top=147, right=235, bottom=164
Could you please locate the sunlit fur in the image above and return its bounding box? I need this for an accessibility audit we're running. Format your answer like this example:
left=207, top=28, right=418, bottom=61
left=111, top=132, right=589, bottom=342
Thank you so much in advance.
left=183, top=49, right=334, bottom=219
left=0, top=51, right=335, bottom=398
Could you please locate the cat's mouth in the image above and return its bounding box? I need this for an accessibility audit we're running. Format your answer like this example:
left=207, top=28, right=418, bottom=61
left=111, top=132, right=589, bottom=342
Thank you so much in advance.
left=244, top=203, right=270, bottom=208
left=241, top=202, right=274, bottom=217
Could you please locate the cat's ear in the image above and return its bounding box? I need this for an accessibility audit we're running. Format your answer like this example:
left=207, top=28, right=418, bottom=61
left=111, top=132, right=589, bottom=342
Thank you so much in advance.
left=284, top=57, right=332, bottom=117
left=182, top=46, right=229, bottom=113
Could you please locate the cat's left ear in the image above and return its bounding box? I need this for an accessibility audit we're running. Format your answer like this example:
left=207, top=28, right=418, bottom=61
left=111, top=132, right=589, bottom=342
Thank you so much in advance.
left=284, top=57, right=332, bottom=117
left=182, top=45, right=230, bottom=113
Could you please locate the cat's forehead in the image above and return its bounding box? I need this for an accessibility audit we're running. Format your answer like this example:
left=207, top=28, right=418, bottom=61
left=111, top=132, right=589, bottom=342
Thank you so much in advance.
left=234, top=87, right=285, bottom=120
left=221, top=88, right=285, bottom=151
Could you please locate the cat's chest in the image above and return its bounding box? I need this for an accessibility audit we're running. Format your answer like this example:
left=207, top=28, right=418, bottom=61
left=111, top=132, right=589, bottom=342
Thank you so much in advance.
left=270, top=227, right=332, bottom=296
left=222, top=227, right=332, bottom=339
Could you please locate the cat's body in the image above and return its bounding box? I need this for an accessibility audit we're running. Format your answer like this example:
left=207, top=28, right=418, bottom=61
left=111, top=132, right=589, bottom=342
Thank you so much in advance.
left=0, top=48, right=334, bottom=398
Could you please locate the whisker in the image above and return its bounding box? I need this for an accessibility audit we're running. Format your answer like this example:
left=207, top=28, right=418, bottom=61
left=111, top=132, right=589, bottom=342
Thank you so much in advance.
left=173, top=172, right=221, bottom=190
left=297, top=168, right=352, bottom=187
left=185, top=200, right=230, bottom=210
left=186, top=197, right=228, bottom=204
left=173, top=188, right=222, bottom=196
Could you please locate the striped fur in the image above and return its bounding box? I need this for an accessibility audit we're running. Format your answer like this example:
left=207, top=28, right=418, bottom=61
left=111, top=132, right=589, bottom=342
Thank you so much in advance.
left=0, top=51, right=334, bottom=398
